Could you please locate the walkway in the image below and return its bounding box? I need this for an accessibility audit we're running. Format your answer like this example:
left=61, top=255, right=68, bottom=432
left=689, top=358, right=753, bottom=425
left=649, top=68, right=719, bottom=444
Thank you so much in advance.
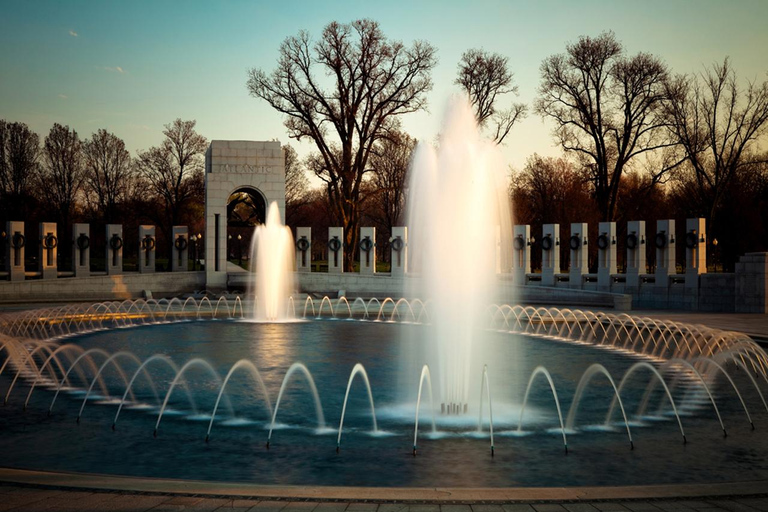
left=1, top=483, right=767, bottom=512
left=629, top=311, right=768, bottom=341
left=0, top=469, right=767, bottom=512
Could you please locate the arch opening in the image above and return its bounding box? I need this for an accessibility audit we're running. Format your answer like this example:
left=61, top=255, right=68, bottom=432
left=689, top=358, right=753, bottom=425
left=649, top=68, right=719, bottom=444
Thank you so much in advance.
left=226, top=187, right=267, bottom=269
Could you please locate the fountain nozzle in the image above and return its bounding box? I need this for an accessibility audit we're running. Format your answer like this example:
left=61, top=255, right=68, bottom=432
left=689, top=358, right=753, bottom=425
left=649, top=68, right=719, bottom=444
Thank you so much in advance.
left=491, top=446, right=495, bottom=457
left=412, top=446, right=417, bottom=456
left=336, top=446, right=340, bottom=454
left=153, top=429, right=157, bottom=438
left=266, top=441, right=270, bottom=450
left=564, top=445, right=568, bottom=455
left=76, top=417, right=80, bottom=425
left=205, top=435, right=209, bottom=443
left=111, top=423, right=115, bottom=431
left=440, top=402, right=468, bottom=416
left=630, top=440, right=634, bottom=450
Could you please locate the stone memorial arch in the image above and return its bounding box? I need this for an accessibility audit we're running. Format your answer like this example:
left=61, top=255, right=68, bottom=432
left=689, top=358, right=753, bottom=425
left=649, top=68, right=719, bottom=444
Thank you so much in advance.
left=204, top=140, right=285, bottom=290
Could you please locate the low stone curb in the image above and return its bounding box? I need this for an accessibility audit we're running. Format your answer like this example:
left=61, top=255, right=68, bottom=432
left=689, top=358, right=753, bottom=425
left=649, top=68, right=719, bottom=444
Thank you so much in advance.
left=1, top=468, right=768, bottom=504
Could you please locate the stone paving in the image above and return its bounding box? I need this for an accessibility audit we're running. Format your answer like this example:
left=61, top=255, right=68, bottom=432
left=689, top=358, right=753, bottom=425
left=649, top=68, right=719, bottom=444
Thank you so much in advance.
left=628, top=311, right=768, bottom=341
left=1, top=484, right=768, bottom=512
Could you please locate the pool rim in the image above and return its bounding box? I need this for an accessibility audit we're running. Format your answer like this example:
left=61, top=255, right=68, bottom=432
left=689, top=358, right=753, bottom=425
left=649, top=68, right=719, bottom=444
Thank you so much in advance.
left=0, top=467, right=767, bottom=503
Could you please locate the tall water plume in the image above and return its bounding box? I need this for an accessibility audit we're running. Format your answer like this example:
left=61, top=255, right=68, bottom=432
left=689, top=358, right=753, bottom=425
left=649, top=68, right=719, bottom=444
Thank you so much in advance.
left=247, top=201, right=296, bottom=321
left=405, top=96, right=513, bottom=413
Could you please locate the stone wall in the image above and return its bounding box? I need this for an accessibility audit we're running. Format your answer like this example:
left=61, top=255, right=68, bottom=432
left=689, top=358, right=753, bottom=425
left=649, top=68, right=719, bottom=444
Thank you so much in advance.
left=510, top=283, right=632, bottom=310
left=229, top=272, right=407, bottom=298
left=0, top=272, right=205, bottom=303
left=2, top=251, right=764, bottom=313
left=228, top=272, right=630, bottom=310
left=699, top=273, right=737, bottom=312
left=735, top=253, right=768, bottom=313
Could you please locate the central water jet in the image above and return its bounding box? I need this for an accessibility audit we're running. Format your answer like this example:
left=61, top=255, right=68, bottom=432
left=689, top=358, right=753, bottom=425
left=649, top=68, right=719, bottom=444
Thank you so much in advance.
left=404, top=96, right=513, bottom=413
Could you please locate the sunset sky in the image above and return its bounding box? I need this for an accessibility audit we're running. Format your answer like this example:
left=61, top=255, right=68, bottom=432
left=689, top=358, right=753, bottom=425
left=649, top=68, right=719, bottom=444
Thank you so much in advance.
left=1, top=0, right=767, bottom=178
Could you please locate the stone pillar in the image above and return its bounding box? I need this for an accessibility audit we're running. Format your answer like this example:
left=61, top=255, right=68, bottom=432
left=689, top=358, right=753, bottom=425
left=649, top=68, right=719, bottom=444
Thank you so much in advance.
left=296, top=227, right=311, bottom=273
left=38, top=222, right=58, bottom=280
left=328, top=227, right=343, bottom=274
left=6, top=221, right=25, bottom=282
left=655, top=219, right=676, bottom=288
left=390, top=227, right=407, bottom=277
left=541, top=224, right=560, bottom=287
left=735, top=253, right=768, bottom=313
left=626, top=220, right=646, bottom=289
left=685, top=218, right=706, bottom=289
left=359, top=227, right=376, bottom=275
left=106, top=224, right=123, bottom=275
left=512, top=225, right=531, bottom=285
left=139, top=225, right=156, bottom=274
left=569, top=223, right=588, bottom=289
left=597, top=222, right=617, bottom=290
left=172, top=226, right=189, bottom=272
left=72, top=223, right=90, bottom=278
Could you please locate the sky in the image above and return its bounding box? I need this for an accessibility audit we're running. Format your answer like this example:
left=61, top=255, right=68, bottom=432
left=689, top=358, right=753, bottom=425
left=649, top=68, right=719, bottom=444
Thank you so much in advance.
left=1, top=0, right=767, bottom=183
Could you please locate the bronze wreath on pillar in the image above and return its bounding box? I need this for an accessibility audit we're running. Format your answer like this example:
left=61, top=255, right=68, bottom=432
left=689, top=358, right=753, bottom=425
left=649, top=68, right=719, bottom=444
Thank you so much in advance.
left=11, top=233, right=26, bottom=249
left=76, top=233, right=90, bottom=250
left=626, top=233, right=638, bottom=250
left=141, top=235, right=156, bottom=251
left=42, top=234, right=58, bottom=250
left=109, top=234, right=123, bottom=251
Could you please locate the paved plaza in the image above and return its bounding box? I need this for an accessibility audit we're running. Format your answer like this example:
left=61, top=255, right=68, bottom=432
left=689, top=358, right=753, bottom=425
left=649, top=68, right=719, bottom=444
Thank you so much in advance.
left=1, top=483, right=768, bottom=512
left=628, top=311, right=768, bottom=342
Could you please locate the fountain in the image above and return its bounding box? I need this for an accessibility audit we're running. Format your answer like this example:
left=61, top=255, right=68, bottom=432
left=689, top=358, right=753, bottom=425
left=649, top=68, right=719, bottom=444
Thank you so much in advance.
left=0, top=98, right=767, bottom=489
left=1, top=297, right=768, bottom=486
left=405, top=96, right=513, bottom=414
left=246, top=201, right=296, bottom=321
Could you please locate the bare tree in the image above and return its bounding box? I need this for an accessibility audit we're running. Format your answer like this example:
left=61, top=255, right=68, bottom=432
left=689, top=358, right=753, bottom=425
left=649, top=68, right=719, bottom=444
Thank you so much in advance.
left=136, top=119, right=207, bottom=238
left=284, top=144, right=310, bottom=226
left=39, top=123, right=84, bottom=229
left=83, top=129, right=133, bottom=223
left=0, top=120, right=40, bottom=220
left=663, top=58, right=768, bottom=224
left=511, top=154, right=597, bottom=227
left=456, top=49, right=527, bottom=144
left=368, top=130, right=416, bottom=241
left=535, top=32, right=678, bottom=221
left=247, top=19, right=437, bottom=269
left=511, top=154, right=599, bottom=271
